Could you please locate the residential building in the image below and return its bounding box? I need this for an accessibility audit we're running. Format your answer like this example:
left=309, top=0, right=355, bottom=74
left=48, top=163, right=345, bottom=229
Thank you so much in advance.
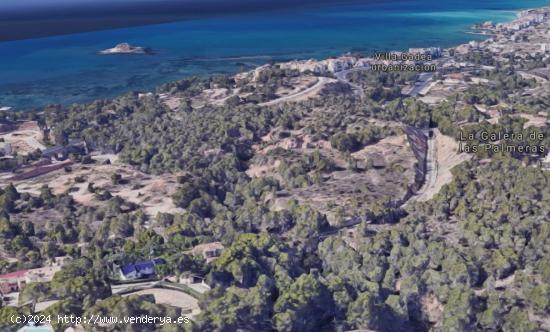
left=0, top=257, right=69, bottom=295
left=0, top=270, right=29, bottom=295
left=408, top=47, right=442, bottom=58
left=119, top=258, right=165, bottom=280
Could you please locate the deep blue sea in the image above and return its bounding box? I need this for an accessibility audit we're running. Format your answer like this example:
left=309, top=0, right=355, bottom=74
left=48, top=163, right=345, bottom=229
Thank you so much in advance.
left=0, top=0, right=548, bottom=110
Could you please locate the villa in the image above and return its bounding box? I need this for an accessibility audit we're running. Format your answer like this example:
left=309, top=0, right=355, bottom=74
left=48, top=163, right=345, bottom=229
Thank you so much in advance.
left=119, top=258, right=165, bottom=280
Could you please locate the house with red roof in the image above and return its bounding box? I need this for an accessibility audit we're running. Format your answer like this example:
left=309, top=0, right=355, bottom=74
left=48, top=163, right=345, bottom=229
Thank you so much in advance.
left=0, top=269, right=28, bottom=295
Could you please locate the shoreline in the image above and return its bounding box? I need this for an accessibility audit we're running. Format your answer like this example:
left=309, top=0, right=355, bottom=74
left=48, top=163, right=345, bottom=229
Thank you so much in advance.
left=2, top=5, right=549, bottom=112
left=166, top=5, right=550, bottom=97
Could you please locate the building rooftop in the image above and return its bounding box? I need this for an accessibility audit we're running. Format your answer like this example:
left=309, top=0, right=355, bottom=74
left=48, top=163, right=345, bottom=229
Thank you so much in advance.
left=0, top=270, right=28, bottom=280
left=120, top=258, right=165, bottom=277
left=120, top=261, right=153, bottom=276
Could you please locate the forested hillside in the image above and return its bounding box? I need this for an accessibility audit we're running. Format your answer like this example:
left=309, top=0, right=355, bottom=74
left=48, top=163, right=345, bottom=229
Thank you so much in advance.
left=0, top=44, right=549, bottom=331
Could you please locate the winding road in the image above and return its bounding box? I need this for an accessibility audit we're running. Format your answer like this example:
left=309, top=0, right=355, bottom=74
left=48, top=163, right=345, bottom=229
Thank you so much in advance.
left=334, top=68, right=367, bottom=99
left=260, top=66, right=371, bottom=106
left=260, top=77, right=331, bottom=106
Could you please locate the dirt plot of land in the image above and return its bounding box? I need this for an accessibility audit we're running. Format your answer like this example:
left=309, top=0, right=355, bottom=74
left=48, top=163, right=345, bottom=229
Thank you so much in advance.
left=421, top=295, right=443, bottom=327
left=252, top=132, right=417, bottom=224
left=418, top=79, right=468, bottom=105
left=0, top=121, right=46, bottom=155
left=289, top=135, right=416, bottom=222
left=6, top=203, right=65, bottom=229
left=246, top=159, right=282, bottom=178
left=35, top=300, right=59, bottom=312
left=190, top=88, right=234, bottom=108
left=514, top=113, right=548, bottom=127
left=259, top=126, right=335, bottom=152
left=4, top=155, right=184, bottom=217
left=247, top=112, right=418, bottom=222
left=123, top=288, right=200, bottom=315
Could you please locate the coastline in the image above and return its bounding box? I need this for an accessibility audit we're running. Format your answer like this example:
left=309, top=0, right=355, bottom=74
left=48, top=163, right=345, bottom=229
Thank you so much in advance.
left=240, top=6, right=546, bottom=71
left=1, top=3, right=549, bottom=111
left=130, top=5, right=550, bottom=102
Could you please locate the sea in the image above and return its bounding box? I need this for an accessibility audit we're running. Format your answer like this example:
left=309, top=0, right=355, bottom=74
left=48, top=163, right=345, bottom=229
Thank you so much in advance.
left=0, top=0, right=548, bottom=110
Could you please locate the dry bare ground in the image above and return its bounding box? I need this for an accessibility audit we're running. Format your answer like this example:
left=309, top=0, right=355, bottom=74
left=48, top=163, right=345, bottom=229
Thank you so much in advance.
left=4, top=154, right=184, bottom=217
left=514, top=113, right=548, bottom=127
left=416, top=129, right=471, bottom=202
left=0, top=121, right=46, bottom=154
left=35, top=300, right=59, bottom=312
left=252, top=133, right=416, bottom=224
left=122, top=288, right=200, bottom=315
left=421, top=294, right=444, bottom=327
left=190, top=88, right=232, bottom=108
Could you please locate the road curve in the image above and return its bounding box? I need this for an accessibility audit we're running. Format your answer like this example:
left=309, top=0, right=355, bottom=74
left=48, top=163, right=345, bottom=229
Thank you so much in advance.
left=334, top=68, right=366, bottom=99
left=260, top=77, right=331, bottom=106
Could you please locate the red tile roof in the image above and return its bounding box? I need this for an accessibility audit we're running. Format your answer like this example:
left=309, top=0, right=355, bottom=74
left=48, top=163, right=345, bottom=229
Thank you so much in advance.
left=0, top=270, right=28, bottom=280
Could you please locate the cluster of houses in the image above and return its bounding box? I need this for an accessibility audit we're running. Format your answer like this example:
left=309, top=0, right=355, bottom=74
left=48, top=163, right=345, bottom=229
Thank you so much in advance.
left=244, top=46, right=443, bottom=81
left=0, top=242, right=225, bottom=306
left=0, top=119, right=92, bottom=181
left=507, top=9, right=548, bottom=31
left=0, top=241, right=225, bottom=303
left=475, top=9, right=548, bottom=34
left=408, top=47, right=443, bottom=59
left=276, top=55, right=360, bottom=75
left=455, top=8, right=550, bottom=60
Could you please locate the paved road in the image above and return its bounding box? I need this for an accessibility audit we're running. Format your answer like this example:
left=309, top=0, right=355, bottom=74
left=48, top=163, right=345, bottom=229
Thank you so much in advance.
left=261, top=67, right=368, bottom=107
left=260, top=77, right=330, bottom=106
left=403, top=130, right=437, bottom=206
left=413, top=132, right=438, bottom=201
left=111, top=281, right=159, bottom=294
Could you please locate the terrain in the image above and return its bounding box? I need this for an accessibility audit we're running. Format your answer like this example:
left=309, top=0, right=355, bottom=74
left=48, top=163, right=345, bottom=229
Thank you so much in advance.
left=0, top=7, right=549, bottom=332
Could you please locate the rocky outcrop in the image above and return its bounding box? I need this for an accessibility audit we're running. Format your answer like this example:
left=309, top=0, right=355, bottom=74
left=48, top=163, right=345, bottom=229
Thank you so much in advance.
left=100, top=43, right=152, bottom=55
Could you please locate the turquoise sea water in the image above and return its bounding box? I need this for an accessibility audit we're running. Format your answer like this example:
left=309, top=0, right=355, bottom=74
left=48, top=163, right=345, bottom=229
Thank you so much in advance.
left=0, top=0, right=548, bottom=110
